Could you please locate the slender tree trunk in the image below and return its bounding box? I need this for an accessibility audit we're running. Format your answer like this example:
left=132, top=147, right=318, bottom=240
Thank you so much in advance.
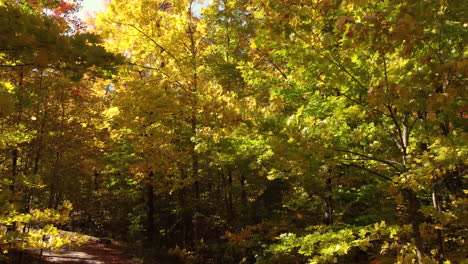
left=190, top=116, right=199, bottom=244
left=394, top=111, right=425, bottom=264
left=227, top=170, right=233, bottom=220
left=403, top=189, right=424, bottom=264
left=188, top=6, right=200, bottom=201
left=188, top=5, right=200, bottom=247
left=25, top=93, right=47, bottom=213
left=11, top=148, right=18, bottom=193
left=432, top=78, right=449, bottom=263
left=48, top=190, right=55, bottom=209
left=93, top=171, right=99, bottom=191
left=179, top=166, right=187, bottom=247
left=145, top=172, right=155, bottom=244
left=54, top=192, right=62, bottom=209
left=49, top=151, right=61, bottom=208
left=432, top=183, right=445, bottom=264
left=240, top=172, right=247, bottom=210
left=325, top=168, right=333, bottom=225
left=8, top=148, right=19, bottom=231
left=191, top=117, right=200, bottom=199
left=221, top=171, right=228, bottom=216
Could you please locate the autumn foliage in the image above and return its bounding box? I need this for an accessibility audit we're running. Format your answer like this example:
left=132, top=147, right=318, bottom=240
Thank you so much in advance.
left=0, top=0, right=466, bottom=263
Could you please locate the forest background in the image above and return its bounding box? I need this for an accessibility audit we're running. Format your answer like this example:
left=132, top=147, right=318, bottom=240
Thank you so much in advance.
left=0, top=0, right=466, bottom=263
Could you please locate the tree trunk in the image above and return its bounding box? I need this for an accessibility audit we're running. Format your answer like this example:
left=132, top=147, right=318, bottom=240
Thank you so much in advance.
left=179, top=167, right=188, bottom=247
left=48, top=186, right=55, bottom=209
left=325, top=169, right=333, bottom=225
left=227, top=170, right=234, bottom=220
left=403, top=189, right=424, bottom=264
left=145, top=172, right=155, bottom=244
left=432, top=184, right=445, bottom=264
left=10, top=148, right=18, bottom=194
left=54, top=192, right=62, bottom=209
left=92, top=171, right=99, bottom=191
left=240, top=172, right=247, bottom=210
left=191, top=116, right=200, bottom=199
left=221, top=171, right=229, bottom=218
left=392, top=110, right=424, bottom=264
left=9, top=148, right=19, bottom=231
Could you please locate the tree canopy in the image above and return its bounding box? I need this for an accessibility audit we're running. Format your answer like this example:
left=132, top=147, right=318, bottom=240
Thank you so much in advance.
left=0, top=0, right=466, bottom=263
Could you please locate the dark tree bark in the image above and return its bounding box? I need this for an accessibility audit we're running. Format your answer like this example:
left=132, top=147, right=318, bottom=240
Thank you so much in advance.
left=227, top=170, right=234, bottom=220
left=145, top=172, right=155, bottom=244
left=179, top=166, right=188, bottom=247
left=403, top=189, right=424, bottom=264
left=325, top=169, right=333, bottom=225
left=10, top=148, right=18, bottom=193
left=432, top=183, right=445, bottom=264
left=240, top=172, right=247, bottom=210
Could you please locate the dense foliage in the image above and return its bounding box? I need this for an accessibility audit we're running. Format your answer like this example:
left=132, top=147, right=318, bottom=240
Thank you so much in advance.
left=1, top=0, right=466, bottom=263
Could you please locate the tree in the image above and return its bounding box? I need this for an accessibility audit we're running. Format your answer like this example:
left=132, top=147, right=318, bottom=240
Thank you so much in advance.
left=2, top=0, right=464, bottom=263
left=0, top=0, right=119, bottom=254
left=235, top=0, right=466, bottom=263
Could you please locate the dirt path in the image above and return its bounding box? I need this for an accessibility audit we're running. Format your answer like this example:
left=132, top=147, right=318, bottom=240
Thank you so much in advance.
left=36, top=241, right=137, bottom=264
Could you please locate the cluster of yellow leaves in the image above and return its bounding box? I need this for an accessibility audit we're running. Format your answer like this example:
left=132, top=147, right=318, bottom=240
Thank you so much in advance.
left=0, top=201, right=76, bottom=253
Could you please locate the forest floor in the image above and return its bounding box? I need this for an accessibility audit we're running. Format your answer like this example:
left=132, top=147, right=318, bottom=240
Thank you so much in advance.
left=31, top=241, right=138, bottom=264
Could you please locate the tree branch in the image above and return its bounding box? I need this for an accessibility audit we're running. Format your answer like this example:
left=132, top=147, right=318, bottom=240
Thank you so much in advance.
left=334, top=148, right=404, bottom=172
left=119, top=23, right=180, bottom=65
left=127, top=62, right=185, bottom=87
left=290, top=28, right=368, bottom=92
left=0, top=63, right=34, bottom=68
left=342, top=162, right=392, bottom=181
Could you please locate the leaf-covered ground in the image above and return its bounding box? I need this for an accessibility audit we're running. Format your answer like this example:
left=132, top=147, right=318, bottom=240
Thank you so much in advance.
left=34, top=241, right=137, bottom=264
